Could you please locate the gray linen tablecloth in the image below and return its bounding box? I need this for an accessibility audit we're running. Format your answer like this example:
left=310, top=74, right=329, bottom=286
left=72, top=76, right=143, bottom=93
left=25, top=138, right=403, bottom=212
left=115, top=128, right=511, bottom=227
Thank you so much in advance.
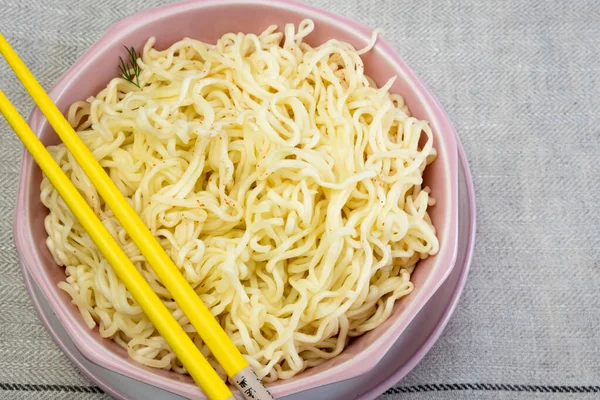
left=1, top=0, right=599, bottom=399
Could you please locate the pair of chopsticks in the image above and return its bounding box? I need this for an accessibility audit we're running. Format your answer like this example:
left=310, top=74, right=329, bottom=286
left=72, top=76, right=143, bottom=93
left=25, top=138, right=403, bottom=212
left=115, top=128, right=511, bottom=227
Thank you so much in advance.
left=0, top=34, right=273, bottom=400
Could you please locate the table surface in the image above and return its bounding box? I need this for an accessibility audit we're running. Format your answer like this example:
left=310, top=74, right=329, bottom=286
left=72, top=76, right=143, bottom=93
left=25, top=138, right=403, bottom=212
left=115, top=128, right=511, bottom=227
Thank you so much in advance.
left=1, top=0, right=599, bottom=399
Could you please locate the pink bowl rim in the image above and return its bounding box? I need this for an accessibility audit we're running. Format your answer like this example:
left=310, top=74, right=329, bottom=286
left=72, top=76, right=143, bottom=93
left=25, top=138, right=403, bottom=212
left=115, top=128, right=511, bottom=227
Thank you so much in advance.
left=13, top=0, right=459, bottom=397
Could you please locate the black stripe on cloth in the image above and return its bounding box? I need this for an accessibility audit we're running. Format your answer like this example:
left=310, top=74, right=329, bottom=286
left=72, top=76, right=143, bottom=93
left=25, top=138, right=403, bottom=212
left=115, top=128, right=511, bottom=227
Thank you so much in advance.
left=385, top=383, right=600, bottom=394
left=0, top=383, right=104, bottom=393
left=1, top=382, right=599, bottom=395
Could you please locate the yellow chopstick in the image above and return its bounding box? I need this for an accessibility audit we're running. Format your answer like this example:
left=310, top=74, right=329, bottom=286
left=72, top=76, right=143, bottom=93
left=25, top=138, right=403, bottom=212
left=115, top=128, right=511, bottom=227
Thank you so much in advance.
left=0, top=34, right=273, bottom=400
left=0, top=89, right=233, bottom=400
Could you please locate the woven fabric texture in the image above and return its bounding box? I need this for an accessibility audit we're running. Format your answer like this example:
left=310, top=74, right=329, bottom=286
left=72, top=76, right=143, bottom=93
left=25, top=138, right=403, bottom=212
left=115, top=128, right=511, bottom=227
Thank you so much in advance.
left=0, top=0, right=598, bottom=399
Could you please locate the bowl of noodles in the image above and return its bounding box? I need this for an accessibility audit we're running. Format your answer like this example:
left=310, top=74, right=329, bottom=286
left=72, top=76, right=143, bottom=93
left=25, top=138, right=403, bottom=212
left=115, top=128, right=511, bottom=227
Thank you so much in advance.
left=14, top=0, right=459, bottom=397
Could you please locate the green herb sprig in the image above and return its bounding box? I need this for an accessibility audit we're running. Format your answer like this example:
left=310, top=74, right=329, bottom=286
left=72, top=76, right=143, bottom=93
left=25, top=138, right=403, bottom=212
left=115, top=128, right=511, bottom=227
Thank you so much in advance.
left=118, top=46, right=141, bottom=88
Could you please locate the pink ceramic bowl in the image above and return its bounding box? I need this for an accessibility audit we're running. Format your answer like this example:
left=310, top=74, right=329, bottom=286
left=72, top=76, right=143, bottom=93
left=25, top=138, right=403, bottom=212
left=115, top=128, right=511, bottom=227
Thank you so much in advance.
left=14, top=0, right=459, bottom=398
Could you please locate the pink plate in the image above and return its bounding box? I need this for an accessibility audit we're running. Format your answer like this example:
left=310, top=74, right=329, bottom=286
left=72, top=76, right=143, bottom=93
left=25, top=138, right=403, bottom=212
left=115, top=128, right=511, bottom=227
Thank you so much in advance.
left=14, top=0, right=459, bottom=398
